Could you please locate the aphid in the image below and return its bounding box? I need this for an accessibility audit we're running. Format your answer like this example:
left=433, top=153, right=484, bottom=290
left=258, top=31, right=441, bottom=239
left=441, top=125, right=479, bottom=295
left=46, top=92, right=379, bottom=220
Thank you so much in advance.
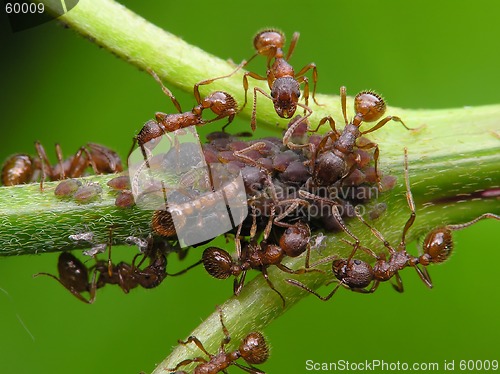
left=287, top=149, right=500, bottom=299
left=312, top=86, right=411, bottom=188
left=168, top=306, right=269, bottom=374
left=73, top=182, right=102, bottom=204
left=1, top=142, right=122, bottom=189
left=33, top=252, right=98, bottom=304
left=54, top=178, right=82, bottom=198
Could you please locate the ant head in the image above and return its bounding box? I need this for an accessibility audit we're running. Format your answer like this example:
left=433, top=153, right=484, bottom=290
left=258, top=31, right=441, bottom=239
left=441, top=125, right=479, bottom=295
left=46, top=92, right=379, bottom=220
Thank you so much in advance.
left=202, top=247, right=235, bottom=279
left=332, top=259, right=374, bottom=289
left=239, top=331, right=269, bottom=365
left=254, top=29, right=284, bottom=56
left=354, top=91, right=386, bottom=122
left=202, top=91, right=238, bottom=116
left=421, top=228, right=453, bottom=265
left=271, top=77, right=300, bottom=118
left=313, top=152, right=347, bottom=186
left=280, top=222, right=311, bottom=257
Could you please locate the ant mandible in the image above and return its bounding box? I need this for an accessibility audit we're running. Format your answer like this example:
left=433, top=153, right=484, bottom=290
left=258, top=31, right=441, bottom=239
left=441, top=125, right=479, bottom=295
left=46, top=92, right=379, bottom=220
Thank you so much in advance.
left=311, top=86, right=412, bottom=188
left=287, top=148, right=500, bottom=299
left=1, top=142, right=122, bottom=190
left=167, top=306, right=269, bottom=374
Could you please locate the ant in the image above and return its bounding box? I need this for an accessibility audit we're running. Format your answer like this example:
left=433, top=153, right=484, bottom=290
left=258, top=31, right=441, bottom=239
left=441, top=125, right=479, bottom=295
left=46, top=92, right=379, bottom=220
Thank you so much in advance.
left=201, top=210, right=314, bottom=307
left=94, top=236, right=168, bottom=293
left=1, top=142, right=122, bottom=189
left=167, top=306, right=269, bottom=374
left=33, top=236, right=169, bottom=303
left=128, top=70, right=238, bottom=162
left=287, top=149, right=500, bottom=299
left=195, top=29, right=319, bottom=131
left=311, top=86, right=412, bottom=188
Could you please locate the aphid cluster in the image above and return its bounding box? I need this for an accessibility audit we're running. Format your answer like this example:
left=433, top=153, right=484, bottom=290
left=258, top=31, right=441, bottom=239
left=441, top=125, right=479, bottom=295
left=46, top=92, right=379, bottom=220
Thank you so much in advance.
left=3, top=28, right=498, bottom=374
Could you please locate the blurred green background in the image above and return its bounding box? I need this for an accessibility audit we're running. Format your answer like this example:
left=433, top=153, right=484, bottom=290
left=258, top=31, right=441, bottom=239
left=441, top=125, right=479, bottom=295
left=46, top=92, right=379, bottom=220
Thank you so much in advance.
left=0, top=0, right=499, bottom=373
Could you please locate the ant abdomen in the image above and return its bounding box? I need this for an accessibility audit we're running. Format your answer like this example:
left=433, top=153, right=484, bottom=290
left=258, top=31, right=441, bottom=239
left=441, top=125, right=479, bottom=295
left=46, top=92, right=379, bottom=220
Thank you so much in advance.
left=202, top=247, right=235, bottom=279
left=254, top=29, right=285, bottom=55
left=332, top=259, right=374, bottom=289
left=354, top=91, right=386, bottom=122
left=239, top=331, right=269, bottom=365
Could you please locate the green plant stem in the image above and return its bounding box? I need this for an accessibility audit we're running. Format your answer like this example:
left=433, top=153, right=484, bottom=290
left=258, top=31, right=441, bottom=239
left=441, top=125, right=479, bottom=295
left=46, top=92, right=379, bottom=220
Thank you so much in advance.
left=5, top=1, right=498, bottom=373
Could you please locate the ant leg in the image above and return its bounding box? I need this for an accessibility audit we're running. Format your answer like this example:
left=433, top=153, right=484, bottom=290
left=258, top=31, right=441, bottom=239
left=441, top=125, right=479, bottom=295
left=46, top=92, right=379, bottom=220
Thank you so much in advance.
left=354, top=206, right=396, bottom=255
left=233, top=270, right=247, bottom=296
left=355, top=140, right=382, bottom=188
left=296, top=75, right=310, bottom=111
left=276, top=262, right=322, bottom=275
left=361, top=115, right=413, bottom=134
left=414, top=265, right=433, bottom=288
left=148, top=69, right=182, bottom=113
left=33, top=272, right=92, bottom=304
left=167, top=357, right=207, bottom=372
left=299, top=190, right=361, bottom=260
left=251, top=87, right=274, bottom=131
left=281, top=110, right=313, bottom=150
left=285, top=32, right=300, bottom=61
left=309, top=116, right=336, bottom=133
left=401, top=148, right=416, bottom=249
left=166, top=259, right=203, bottom=276
left=295, top=63, right=320, bottom=106
left=351, top=280, right=379, bottom=294
left=233, top=142, right=267, bottom=168
left=88, top=267, right=98, bottom=303
left=233, top=362, right=266, bottom=374
left=34, top=141, right=53, bottom=191
left=261, top=266, right=286, bottom=307
left=54, top=143, right=65, bottom=180
left=194, top=60, right=248, bottom=104
left=340, top=86, right=348, bottom=126
left=286, top=278, right=341, bottom=301
left=178, top=336, right=212, bottom=357
left=216, top=306, right=231, bottom=347
left=391, top=271, right=404, bottom=293
left=446, top=213, right=500, bottom=231
left=242, top=71, right=267, bottom=115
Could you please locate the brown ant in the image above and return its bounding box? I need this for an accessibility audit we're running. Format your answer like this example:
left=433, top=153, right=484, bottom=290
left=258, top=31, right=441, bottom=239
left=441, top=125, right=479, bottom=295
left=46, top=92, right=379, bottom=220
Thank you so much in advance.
left=195, top=30, right=319, bottom=131
left=287, top=149, right=500, bottom=299
left=167, top=306, right=269, bottom=374
left=94, top=237, right=168, bottom=293
left=201, top=212, right=314, bottom=307
left=311, top=86, right=411, bottom=188
left=1, top=142, right=122, bottom=189
left=33, top=236, right=169, bottom=303
left=128, top=71, right=238, bottom=162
